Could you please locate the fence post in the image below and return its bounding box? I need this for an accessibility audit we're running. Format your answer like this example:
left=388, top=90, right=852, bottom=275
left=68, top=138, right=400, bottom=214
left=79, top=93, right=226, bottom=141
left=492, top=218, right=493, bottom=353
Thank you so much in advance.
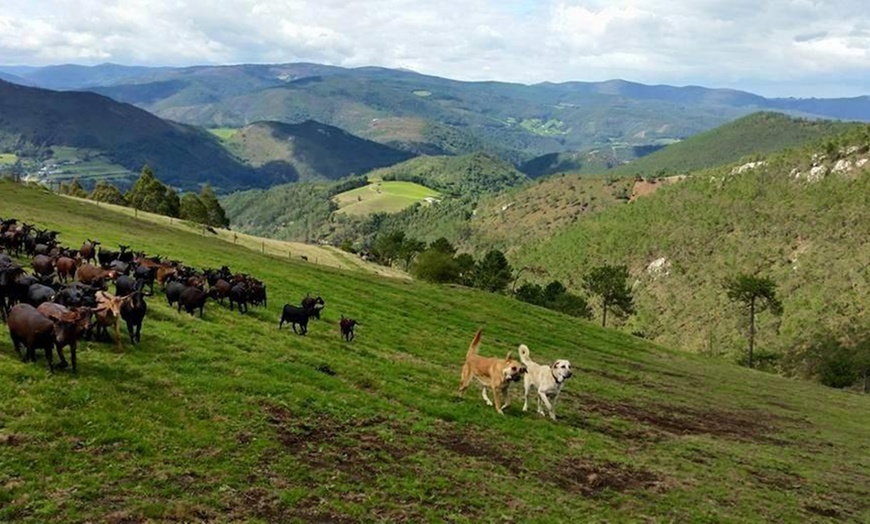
left=261, top=241, right=265, bottom=254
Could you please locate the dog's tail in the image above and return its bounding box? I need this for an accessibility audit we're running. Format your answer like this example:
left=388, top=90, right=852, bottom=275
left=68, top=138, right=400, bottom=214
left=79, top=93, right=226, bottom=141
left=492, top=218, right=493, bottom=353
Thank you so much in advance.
left=518, top=344, right=532, bottom=366
left=466, top=329, right=483, bottom=359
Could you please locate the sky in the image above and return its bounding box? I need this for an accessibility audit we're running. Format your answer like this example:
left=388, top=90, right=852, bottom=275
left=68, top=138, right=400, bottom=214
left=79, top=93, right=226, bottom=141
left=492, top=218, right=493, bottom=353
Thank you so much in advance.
left=1, top=0, right=868, bottom=98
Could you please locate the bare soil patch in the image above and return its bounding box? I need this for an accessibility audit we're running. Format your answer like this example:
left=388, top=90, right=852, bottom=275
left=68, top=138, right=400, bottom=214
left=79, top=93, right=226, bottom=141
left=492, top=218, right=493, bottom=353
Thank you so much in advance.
left=551, top=457, right=663, bottom=496
left=262, top=403, right=415, bottom=481
left=433, top=424, right=525, bottom=475
left=571, top=394, right=778, bottom=442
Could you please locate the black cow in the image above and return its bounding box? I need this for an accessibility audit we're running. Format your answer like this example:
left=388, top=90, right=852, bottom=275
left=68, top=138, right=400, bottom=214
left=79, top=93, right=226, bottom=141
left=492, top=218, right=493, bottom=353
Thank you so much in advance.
left=178, top=287, right=207, bottom=318
left=301, top=295, right=325, bottom=319
left=165, top=281, right=186, bottom=308
left=121, top=291, right=147, bottom=344
left=279, top=302, right=322, bottom=335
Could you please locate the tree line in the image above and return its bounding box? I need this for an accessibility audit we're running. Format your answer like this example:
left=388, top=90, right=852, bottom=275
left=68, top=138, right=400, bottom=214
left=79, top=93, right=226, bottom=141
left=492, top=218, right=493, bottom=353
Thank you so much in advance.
left=59, top=165, right=229, bottom=229
left=361, top=230, right=636, bottom=324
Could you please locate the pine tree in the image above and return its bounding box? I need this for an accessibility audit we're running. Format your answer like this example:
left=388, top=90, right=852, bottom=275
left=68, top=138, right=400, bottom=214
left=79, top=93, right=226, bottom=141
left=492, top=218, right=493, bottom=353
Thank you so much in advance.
left=180, top=193, right=209, bottom=224
left=583, top=264, right=635, bottom=328
left=199, top=184, right=229, bottom=228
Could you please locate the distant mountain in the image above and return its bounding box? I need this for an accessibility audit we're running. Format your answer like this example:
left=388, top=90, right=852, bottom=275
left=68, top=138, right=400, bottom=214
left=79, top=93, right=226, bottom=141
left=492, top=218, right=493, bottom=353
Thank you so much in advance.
left=520, top=144, right=665, bottom=178
left=0, top=71, right=34, bottom=86
left=0, top=63, right=172, bottom=90
left=224, top=120, right=415, bottom=182
left=11, top=62, right=870, bottom=166
left=0, top=79, right=273, bottom=191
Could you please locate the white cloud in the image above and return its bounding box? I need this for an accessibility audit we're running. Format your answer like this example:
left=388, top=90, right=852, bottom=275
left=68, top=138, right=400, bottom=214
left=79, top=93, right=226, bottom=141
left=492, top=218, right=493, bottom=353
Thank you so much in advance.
left=0, top=0, right=868, bottom=97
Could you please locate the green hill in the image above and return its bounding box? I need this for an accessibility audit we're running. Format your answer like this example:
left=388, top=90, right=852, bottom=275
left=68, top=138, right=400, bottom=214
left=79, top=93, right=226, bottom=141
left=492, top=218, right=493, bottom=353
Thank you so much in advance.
left=0, top=79, right=269, bottom=192
left=1, top=180, right=868, bottom=522
left=612, top=112, right=858, bottom=177
left=224, top=120, right=414, bottom=182
left=513, top=125, right=870, bottom=366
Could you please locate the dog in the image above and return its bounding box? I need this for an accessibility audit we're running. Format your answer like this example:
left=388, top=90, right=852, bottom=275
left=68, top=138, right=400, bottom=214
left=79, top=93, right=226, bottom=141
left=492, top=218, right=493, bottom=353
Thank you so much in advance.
left=518, top=344, right=573, bottom=420
left=459, top=329, right=527, bottom=414
left=340, top=315, right=357, bottom=341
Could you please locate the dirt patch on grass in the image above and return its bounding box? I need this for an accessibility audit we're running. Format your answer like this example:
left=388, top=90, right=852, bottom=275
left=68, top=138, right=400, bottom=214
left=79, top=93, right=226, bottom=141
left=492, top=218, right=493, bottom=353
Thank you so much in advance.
left=552, top=457, right=664, bottom=496
left=747, top=467, right=804, bottom=491
left=262, top=403, right=415, bottom=481
left=433, top=424, right=525, bottom=475
left=572, top=394, right=778, bottom=442
left=0, top=432, right=29, bottom=446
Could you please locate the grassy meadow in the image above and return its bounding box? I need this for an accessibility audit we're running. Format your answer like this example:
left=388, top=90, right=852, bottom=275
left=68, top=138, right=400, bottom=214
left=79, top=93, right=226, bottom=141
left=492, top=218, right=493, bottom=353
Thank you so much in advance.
left=333, top=181, right=439, bottom=216
left=0, top=180, right=868, bottom=522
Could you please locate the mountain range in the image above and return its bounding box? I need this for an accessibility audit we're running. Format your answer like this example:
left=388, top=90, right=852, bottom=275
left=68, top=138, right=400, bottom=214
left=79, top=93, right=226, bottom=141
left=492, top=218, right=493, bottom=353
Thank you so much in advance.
left=3, top=62, right=869, bottom=166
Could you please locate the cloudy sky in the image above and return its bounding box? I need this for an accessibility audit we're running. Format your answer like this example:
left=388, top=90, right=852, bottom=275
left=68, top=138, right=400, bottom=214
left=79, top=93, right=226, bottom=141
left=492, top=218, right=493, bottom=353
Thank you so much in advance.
left=1, top=0, right=868, bottom=97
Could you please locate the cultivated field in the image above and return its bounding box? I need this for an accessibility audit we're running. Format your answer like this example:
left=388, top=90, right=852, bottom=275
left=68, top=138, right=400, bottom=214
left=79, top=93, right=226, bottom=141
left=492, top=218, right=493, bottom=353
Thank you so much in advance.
left=333, top=181, right=439, bottom=216
left=0, top=181, right=868, bottom=522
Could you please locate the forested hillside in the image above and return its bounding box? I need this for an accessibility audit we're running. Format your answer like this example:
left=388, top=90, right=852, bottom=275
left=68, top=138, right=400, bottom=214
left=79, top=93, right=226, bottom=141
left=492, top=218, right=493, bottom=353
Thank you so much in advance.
left=513, top=126, right=870, bottom=376
left=224, top=120, right=414, bottom=182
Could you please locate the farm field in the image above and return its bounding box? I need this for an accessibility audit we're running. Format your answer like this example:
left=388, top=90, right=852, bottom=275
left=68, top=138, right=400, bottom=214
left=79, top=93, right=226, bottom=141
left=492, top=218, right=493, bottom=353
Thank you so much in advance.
left=333, top=180, right=439, bottom=216
left=0, top=154, right=17, bottom=165
left=0, top=180, right=868, bottom=522
left=208, top=127, right=239, bottom=141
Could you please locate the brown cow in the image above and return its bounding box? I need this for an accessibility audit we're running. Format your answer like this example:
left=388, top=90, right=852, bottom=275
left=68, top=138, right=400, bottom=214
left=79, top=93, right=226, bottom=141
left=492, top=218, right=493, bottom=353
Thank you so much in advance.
left=37, top=303, right=90, bottom=371
left=6, top=303, right=65, bottom=371
left=76, top=263, right=117, bottom=286
left=207, top=279, right=231, bottom=305
left=156, top=266, right=178, bottom=289
left=31, top=254, right=55, bottom=278
left=55, top=256, right=79, bottom=282
left=79, top=239, right=100, bottom=265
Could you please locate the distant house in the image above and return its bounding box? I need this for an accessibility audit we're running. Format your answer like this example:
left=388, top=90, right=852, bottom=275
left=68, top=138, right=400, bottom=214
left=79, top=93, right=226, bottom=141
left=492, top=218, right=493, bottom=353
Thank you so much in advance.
left=423, top=196, right=440, bottom=204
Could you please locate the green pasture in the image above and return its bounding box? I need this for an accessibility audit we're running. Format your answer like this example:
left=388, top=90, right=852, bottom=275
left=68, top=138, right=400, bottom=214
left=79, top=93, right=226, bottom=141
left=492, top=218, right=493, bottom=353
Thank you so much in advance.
left=333, top=181, right=440, bottom=216
left=0, top=180, right=867, bottom=522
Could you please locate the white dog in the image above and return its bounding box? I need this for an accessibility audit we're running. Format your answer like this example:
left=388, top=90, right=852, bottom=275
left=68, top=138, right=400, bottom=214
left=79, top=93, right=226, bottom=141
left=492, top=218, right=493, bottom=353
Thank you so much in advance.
left=518, top=344, right=573, bottom=420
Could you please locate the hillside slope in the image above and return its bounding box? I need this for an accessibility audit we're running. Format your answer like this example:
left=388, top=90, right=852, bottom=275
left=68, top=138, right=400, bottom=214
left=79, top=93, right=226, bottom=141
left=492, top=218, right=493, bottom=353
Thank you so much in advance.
left=1, top=180, right=868, bottom=522
left=612, top=112, right=858, bottom=177
left=515, top=125, right=870, bottom=361
left=0, top=80, right=272, bottom=192
left=225, top=120, right=414, bottom=182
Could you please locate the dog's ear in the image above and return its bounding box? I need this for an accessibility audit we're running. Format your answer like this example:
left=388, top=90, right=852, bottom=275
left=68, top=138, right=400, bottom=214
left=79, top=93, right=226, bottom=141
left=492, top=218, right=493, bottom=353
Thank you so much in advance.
left=553, top=361, right=560, bottom=369
left=505, top=351, right=512, bottom=361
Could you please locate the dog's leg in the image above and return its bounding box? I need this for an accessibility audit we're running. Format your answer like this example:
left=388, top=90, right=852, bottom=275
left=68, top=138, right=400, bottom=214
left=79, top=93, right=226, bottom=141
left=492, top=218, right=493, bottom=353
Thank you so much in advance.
left=501, top=385, right=511, bottom=409
left=522, top=378, right=532, bottom=412
left=538, top=390, right=556, bottom=420
left=458, top=366, right=472, bottom=395
left=491, top=384, right=503, bottom=414
left=481, top=387, right=494, bottom=406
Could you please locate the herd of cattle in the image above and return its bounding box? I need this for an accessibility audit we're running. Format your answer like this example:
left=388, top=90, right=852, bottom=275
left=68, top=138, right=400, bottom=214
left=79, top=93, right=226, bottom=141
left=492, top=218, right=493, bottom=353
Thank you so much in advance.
left=0, top=217, right=336, bottom=373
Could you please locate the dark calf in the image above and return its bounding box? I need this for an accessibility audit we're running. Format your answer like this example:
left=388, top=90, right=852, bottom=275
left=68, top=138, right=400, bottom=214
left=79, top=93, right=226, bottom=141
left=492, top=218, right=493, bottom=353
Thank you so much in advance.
left=340, top=316, right=358, bottom=342
left=229, top=283, right=248, bottom=314
left=178, top=286, right=207, bottom=318
left=165, top=281, right=186, bottom=308
left=26, top=283, right=56, bottom=307
left=6, top=303, right=57, bottom=371
left=279, top=304, right=317, bottom=335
